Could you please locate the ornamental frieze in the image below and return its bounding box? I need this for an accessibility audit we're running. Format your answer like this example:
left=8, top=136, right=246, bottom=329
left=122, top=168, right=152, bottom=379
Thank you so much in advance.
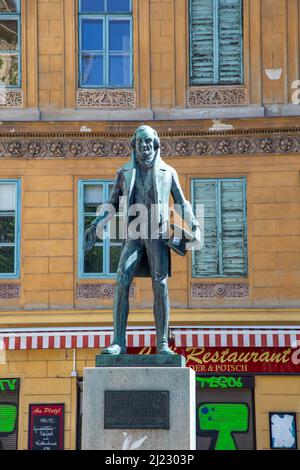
left=188, top=86, right=248, bottom=107
left=77, top=89, right=136, bottom=108
left=191, top=283, right=249, bottom=299
left=0, top=284, right=20, bottom=299
left=77, top=283, right=135, bottom=299
left=0, top=89, right=23, bottom=108
left=0, top=131, right=300, bottom=158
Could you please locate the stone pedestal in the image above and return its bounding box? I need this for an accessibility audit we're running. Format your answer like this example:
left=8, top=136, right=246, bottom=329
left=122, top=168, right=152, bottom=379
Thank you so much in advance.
left=82, top=359, right=195, bottom=450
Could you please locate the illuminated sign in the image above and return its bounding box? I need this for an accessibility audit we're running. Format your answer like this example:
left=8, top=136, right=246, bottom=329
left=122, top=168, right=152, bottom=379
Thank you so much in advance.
left=0, top=405, right=17, bottom=433
left=0, top=378, right=19, bottom=450
left=196, top=376, right=254, bottom=389
left=0, top=379, right=19, bottom=392
left=199, top=403, right=249, bottom=450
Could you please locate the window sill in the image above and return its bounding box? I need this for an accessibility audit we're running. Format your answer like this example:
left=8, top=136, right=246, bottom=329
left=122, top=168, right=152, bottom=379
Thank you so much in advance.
left=0, top=107, right=40, bottom=121
left=153, top=105, right=264, bottom=121
left=39, top=107, right=153, bottom=121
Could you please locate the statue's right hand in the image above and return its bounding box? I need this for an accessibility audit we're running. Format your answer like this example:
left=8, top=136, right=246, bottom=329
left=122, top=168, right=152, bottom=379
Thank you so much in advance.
left=84, top=225, right=98, bottom=252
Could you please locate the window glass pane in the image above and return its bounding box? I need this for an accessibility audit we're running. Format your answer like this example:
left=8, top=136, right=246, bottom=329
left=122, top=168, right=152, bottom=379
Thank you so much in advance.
left=82, top=18, right=103, bottom=51
left=82, top=54, right=103, bottom=86
left=84, top=216, right=97, bottom=231
left=109, top=215, right=123, bottom=242
left=0, top=0, right=18, bottom=13
left=84, top=245, right=103, bottom=273
left=0, top=246, right=14, bottom=273
left=107, top=0, right=131, bottom=13
left=0, top=216, right=15, bottom=243
left=0, top=184, right=16, bottom=211
left=80, top=0, right=104, bottom=13
left=109, top=20, right=130, bottom=51
left=109, top=55, right=130, bottom=86
left=84, top=184, right=104, bottom=203
left=0, top=20, right=18, bottom=50
left=109, top=245, right=121, bottom=273
left=0, top=53, right=18, bottom=86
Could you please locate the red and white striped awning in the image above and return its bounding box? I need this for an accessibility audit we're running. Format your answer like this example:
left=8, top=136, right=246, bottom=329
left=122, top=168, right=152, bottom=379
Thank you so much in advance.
left=0, top=326, right=300, bottom=350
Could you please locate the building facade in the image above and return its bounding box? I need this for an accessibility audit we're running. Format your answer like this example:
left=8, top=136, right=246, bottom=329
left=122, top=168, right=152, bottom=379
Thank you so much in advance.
left=0, top=0, right=299, bottom=450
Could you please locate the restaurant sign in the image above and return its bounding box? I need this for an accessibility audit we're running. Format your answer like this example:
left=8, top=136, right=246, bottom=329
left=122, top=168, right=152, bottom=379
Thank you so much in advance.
left=129, top=347, right=300, bottom=374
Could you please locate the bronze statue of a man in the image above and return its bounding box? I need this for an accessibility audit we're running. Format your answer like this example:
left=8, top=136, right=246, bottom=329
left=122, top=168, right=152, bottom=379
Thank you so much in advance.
left=85, top=125, right=200, bottom=355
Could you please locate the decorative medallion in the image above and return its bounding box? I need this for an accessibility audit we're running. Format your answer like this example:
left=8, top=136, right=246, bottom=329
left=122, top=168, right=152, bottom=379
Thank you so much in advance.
left=0, top=284, right=20, bottom=299
left=0, top=89, right=23, bottom=108
left=77, top=89, right=136, bottom=109
left=191, top=283, right=249, bottom=299
left=77, top=283, right=135, bottom=299
left=188, top=86, right=248, bottom=107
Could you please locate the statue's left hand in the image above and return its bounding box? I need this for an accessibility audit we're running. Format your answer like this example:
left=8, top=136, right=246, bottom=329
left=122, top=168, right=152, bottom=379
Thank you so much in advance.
left=84, top=225, right=98, bottom=252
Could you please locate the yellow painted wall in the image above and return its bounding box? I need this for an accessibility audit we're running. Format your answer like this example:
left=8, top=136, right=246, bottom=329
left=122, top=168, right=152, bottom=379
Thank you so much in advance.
left=1, top=351, right=299, bottom=450
left=0, top=150, right=299, bottom=312
left=0, top=349, right=98, bottom=450
left=255, top=376, right=300, bottom=450
left=15, top=0, right=300, bottom=110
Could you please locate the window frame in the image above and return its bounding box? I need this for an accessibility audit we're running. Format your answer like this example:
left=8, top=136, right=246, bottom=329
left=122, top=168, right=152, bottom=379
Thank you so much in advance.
left=78, top=0, right=133, bottom=89
left=78, top=179, right=122, bottom=279
left=0, top=179, right=21, bottom=279
left=191, top=177, right=248, bottom=279
left=189, top=0, right=244, bottom=86
left=0, top=0, right=22, bottom=88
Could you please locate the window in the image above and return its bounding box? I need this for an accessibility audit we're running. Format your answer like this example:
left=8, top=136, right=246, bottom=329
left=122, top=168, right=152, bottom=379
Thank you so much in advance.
left=190, top=0, right=243, bottom=85
left=0, top=0, right=21, bottom=87
left=0, top=180, right=20, bottom=278
left=192, top=178, right=247, bottom=278
left=78, top=180, right=122, bottom=278
left=78, top=0, right=132, bottom=88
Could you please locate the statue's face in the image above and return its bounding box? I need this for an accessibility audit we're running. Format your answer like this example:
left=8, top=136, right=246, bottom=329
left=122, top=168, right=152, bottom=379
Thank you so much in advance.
left=135, top=127, right=156, bottom=168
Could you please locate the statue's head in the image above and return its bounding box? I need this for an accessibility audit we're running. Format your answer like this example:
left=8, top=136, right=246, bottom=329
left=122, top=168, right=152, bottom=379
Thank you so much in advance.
left=130, top=124, right=160, bottom=168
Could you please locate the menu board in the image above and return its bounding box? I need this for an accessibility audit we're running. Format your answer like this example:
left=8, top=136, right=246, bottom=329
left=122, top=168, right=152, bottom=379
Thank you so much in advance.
left=28, top=404, right=64, bottom=450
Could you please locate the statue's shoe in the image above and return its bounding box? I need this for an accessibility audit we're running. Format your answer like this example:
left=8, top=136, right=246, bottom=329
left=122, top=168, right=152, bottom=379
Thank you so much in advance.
left=157, top=345, right=176, bottom=355
left=102, top=344, right=127, bottom=355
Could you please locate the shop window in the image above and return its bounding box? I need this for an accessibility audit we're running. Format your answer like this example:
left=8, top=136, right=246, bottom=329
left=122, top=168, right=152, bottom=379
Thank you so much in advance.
left=192, top=178, right=247, bottom=278
left=0, top=378, right=19, bottom=450
left=78, top=0, right=133, bottom=88
left=78, top=180, right=122, bottom=278
left=0, top=180, right=20, bottom=278
left=196, top=376, right=255, bottom=450
left=189, top=0, right=243, bottom=85
left=0, top=0, right=21, bottom=87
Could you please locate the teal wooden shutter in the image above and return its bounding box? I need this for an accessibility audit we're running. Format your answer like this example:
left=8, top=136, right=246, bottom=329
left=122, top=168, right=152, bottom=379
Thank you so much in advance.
left=192, top=178, right=247, bottom=278
left=190, top=0, right=215, bottom=85
left=220, top=179, right=247, bottom=276
left=193, top=180, right=218, bottom=276
left=218, top=0, right=243, bottom=84
left=190, top=0, right=243, bottom=85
